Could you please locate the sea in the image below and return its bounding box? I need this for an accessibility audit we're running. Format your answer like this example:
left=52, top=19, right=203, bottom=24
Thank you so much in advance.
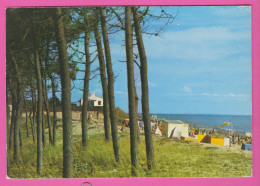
left=154, top=114, right=252, bottom=133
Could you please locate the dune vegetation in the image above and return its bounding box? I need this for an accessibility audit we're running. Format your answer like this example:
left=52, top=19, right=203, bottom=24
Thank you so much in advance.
left=7, top=113, right=252, bottom=178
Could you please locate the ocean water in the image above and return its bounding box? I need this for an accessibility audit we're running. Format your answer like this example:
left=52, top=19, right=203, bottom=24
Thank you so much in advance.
left=154, top=114, right=252, bottom=133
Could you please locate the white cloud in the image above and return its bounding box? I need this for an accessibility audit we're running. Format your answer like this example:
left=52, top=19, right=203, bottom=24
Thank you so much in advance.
left=136, top=82, right=156, bottom=87
left=165, top=92, right=251, bottom=98
left=144, top=26, right=250, bottom=61
left=183, top=86, right=192, bottom=93
left=115, top=91, right=125, bottom=95
left=201, top=93, right=219, bottom=96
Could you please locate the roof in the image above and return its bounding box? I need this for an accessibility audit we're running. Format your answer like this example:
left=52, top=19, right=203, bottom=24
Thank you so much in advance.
left=169, top=120, right=187, bottom=124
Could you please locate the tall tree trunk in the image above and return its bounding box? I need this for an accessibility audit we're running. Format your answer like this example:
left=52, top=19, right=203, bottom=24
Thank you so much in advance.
left=53, top=8, right=73, bottom=178
left=93, top=14, right=111, bottom=141
left=99, top=7, right=121, bottom=162
left=29, top=109, right=36, bottom=143
left=135, top=90, right=139, bottom=141
left=24, top=101, right=29, bottom=137
left=6, top=82, right=10, bottom=148
left=42, top=104, right=46, bottom=146
left=30, top=86, right=36, bottom=143
left=51, top=76, right=57, bottom=146
left=33, top=48, right=43, bottom=174
left=12, top=57, right=23, bottom=162
left=132, top=7, right=155, bottom=169
left=33, top=87, right=37, bottom=131
left=19, top=119, right=23, bottom=148
left=9, top=92, right=16, bottom=149
left=125, top=6, right=139, bottom=176
left=43, top=79, right=53, bottom=145
left=7, top=78, right=16, bottom=149
left=81, top=11, right=91, bottom=147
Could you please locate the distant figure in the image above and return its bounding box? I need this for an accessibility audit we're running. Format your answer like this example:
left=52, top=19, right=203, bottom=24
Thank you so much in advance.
left=232, top=134, right=236, bottom=146
left=139, top=120, right=144, bottom=130
left=121, top=125, right=126, bottom=132
left=190, top=129, right=194, bottom=136
left=88, top=113, right=92, bottom=120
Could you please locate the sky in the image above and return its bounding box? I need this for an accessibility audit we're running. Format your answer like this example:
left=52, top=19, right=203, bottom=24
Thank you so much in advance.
left=70, top=6, right=252, bottom=115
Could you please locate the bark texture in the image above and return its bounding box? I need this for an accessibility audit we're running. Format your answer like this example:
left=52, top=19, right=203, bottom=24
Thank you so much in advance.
left=81, top=11, right=91, bottom=147
left=125, top=6, right=139, bottom=176
left=132, top=7, right=155, bottom=169
left=12, top=57, right=23, bottom=162
left=33, top=49, right=43, bottom=174
left=43, top=80, right=53, bottom=145
left=53, top=8, right=73, bottom=178
left=99, top=7, right=121, bottom=162
left=93, top=15, right=111, bottom=141
left=51, top=76, right=57, bottom=146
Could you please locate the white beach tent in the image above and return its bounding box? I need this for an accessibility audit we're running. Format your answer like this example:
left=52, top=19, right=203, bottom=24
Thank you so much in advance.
left=169, top=127, right=181, bottom=139
left=155, top=127, right=162, bottom=136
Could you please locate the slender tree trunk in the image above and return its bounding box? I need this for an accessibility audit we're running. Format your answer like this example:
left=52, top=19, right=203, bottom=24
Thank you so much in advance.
left=6, top=83, right=10, bottom=148
left=135, top=90, right=139, bottom=141
left=81, top=11, right=91, bottom=147
left=12, top=57, right=23, bottom=162
left=32, top=14, right=43, bottom=171
left=42, top=104, right=46, bottom=146
left=19, top=119, right=23, bottom=148
left=51, top=76, right=57, bottom=146
left=93, top=14, right=111, bottom=141
left=132, top=7, right=155, bottom=169
left=8, top=78, right=16, bottom=149
left=25, top=103, right=29, bottom=137
left=30, top=86, right=36, bottom=143
left=33, top=88, right=37, bottom=131
left=125, top=6, right=139, bottom=176
left=43, top=79, right=53, bottom=145
left=29, top=109, right=36, bottom=143
left=33, top=48, right=43, bottom=174
left=54, top=8, right=73, bottom=178
left=9, top=97, right=16, bottom=149
left=99, top=7, right=121, bottom=162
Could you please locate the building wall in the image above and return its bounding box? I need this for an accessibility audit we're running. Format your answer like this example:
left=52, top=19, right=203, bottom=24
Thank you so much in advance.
left=224, top=138, right=230, bottom=146
left=199, top=134, right=211, bottom=143
left=80, top=93, right=103, bottom=107
left=89, top=93, right=103, bottom=106
left=211, top=136, right=225, bottom=146
left=162, top=123, right=189, bottom=137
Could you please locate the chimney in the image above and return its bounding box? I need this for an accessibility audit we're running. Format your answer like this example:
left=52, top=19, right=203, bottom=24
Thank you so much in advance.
left=90, top=93, right=95, bottom=97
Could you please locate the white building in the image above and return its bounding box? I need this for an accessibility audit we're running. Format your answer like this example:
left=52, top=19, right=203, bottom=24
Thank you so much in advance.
left=80, top=93, right=103, bottom=107
left=162, top=120, right=189, bottom=138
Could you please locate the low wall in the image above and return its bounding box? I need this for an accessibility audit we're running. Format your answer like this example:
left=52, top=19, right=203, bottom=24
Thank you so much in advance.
left=198, top=134, right=229, bottom=146
left=198, top=134, right=211, bottom=143
left=211, top=136, right=225, bottom=146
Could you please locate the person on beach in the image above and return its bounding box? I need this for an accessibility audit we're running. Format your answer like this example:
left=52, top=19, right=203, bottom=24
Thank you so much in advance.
left=88, top=113, right=92, bottom=120
left=190, top=129, right=194, bottom=137
left=139, top=120, right=144, bottom=130
left=232, top=134, right=236, bottom=146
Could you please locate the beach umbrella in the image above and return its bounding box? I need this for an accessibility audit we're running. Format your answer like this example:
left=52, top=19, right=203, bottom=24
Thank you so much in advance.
left=218, top=121, right=230, bottom=129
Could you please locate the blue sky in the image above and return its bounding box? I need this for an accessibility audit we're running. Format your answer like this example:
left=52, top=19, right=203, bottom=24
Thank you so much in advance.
left=71, top=6, right=252, bottom=115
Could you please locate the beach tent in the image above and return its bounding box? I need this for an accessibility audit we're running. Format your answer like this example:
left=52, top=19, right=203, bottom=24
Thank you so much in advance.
left=169, top=127, right=181, bottom=139
left=241, top=143, right=252, bottom=151
left=155, top=127, right=162, bottom=136
left=161, top=120, right=189, bottom=138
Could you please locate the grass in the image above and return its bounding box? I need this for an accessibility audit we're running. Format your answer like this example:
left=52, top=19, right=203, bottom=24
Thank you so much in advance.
left=7, top=115, right=252, bottom=178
